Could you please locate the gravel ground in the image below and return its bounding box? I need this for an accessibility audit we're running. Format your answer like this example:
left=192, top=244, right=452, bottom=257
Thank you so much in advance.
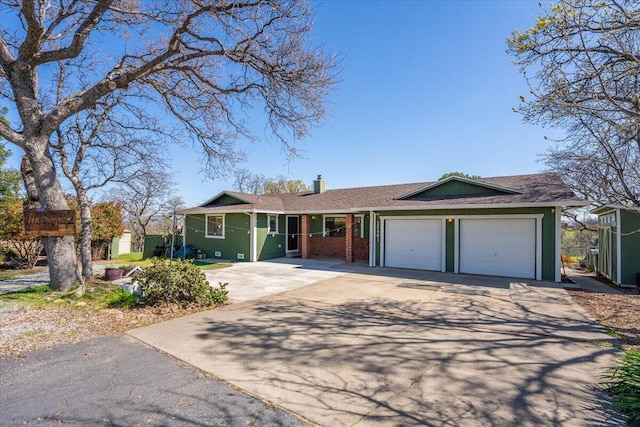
left=0, top=299, right=205, bottom=357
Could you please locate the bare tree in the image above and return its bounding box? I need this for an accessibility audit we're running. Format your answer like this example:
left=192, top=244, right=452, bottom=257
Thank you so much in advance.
left=232, top=168, right=310, bottom=194
left=0, top=0, right=335, bottom=291
left=52, top=91, right=169, bottom=281
left=508, top=0, right=640, bottom=207
left=542, top=118, right=640, bottom=207
left=233, top=168, right=267, bottom=194
left=148, top=196, right=186, bottom=237
left=113, top=171, right=177, bottom=253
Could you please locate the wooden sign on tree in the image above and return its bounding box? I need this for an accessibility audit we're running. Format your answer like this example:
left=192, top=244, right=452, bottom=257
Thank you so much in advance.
left=23, top=209, right=77, bottom=238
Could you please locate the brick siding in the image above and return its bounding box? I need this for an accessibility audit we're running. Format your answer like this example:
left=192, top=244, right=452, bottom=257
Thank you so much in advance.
left=353, top=237, right=369, bottom=261
left=309, top=236, right=346, bottom=258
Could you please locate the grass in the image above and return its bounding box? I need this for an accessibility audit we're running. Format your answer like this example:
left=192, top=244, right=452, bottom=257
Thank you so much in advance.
left=0, top=282, right=136, bottom=310
left=603, top=324, right=622, bottom=339
left=104, top=289, right=140, bottom=309
left=192, top=261, right=232, bottom=270
left=0, top=284, right=52, bottom=306
left=116, top=252, right=143, bottom=261
left=602, top=350, right=640, bottom=424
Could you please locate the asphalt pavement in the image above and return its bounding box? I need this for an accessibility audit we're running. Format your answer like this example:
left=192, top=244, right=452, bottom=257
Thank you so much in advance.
left=0, top=335, right=305, bottom=427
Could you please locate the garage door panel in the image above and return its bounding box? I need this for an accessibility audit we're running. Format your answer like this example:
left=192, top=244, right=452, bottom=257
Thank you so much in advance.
left=385, top=219, right=442, bottom=271
left=460, top=219, right=535, bottom=279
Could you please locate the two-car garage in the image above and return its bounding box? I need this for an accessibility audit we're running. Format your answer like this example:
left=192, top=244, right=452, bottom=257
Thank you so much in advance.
left=382, top=217, right=538, bottom=280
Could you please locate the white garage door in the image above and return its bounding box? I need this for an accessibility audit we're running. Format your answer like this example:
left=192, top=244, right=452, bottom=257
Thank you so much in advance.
left=459, top=219, right=535, bottom=279
left=384, top=219, right=442, bottom=271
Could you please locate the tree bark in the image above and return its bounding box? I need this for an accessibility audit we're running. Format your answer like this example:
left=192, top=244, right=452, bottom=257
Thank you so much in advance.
left=76, top=187, right=93, bottom=281
left=22, top=144, right=82, bottom=292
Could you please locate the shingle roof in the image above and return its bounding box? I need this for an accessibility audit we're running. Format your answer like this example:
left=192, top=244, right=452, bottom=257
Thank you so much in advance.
left=179, top=172, right=587, bottom=214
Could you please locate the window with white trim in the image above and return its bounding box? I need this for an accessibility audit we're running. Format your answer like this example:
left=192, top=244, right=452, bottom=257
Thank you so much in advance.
left=206, top=214, right=225, bottom=238
left=323, top=215, right=364, bottom=238
left=268, top=215, right=278, bottom=234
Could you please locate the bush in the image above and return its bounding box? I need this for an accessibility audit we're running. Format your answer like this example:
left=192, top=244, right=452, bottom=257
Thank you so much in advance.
left=138, top=258, right=228, bottom=307
left=602, top=350, right=640, bottom=424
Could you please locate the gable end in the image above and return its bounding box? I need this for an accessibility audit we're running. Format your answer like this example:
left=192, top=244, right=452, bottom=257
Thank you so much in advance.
left=201, top=193, right=250, bottom=208
left=397, top=177, right=522, bottom=201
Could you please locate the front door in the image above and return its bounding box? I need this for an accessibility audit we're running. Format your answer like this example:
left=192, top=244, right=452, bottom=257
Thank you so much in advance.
left=287, top=216, right=299, bottom=252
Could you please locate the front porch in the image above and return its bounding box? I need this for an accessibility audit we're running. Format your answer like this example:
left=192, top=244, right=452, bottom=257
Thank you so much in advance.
left=299, top=213, right=369, bottom=264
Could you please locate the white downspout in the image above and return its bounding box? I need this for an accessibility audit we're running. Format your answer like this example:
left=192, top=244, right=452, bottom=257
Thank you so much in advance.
left=244, top=212, right=257, bottom=262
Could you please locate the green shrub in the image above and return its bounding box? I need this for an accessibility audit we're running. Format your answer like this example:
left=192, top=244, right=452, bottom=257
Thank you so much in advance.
left=602, top=350, right=640, bottom=424
left=138, top=258, right=228, bottom=307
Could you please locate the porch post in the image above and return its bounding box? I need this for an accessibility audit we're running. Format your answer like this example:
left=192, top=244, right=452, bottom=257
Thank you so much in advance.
left=301, top=214, right=309, bottom=259
left=346, top=213, right=354, bottom=263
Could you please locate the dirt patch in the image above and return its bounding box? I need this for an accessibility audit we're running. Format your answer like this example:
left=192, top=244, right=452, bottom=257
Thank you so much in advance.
left=568, top=290, right=640, bottom=350
left=0, top=301, right=207, bottom=358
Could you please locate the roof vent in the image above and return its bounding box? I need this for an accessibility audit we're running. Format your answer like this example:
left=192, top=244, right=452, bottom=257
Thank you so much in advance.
left=313, top=175, right=326, bottom=194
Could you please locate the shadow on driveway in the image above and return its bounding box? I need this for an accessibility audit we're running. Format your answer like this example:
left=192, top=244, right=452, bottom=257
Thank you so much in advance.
left=130, top=269, right=625, bottom=426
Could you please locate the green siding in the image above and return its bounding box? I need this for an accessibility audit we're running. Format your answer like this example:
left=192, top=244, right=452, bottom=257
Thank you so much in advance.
left=360, top=214, right=370, bottom=238
left=110, top=237, right=120, bottom=259
left=374, top=207, right=556, bottom=281
left=143, top=235, right=165, bottom=259
left=309, top=214, right=325, bottom=237
left=408, top=181, right=510, bottom=199
left=204, top=194, right=247, bottom=207
left=612, top=226, right=618, bottom=283
left=445, top=220, right=454, bottom=272
left=257, top=214, right=286, bottom=260
left=185, top=213, right=251, bottom=261
left=621, top=210, right=640, bottom=286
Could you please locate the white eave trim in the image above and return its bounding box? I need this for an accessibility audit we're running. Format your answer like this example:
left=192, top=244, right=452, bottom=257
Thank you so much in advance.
left=180, top=208, right=286, bottom=215
left=592, top=204, right=640, bottom=215
left=182, top=201, right=590, bottom=215
left=358, top=201, right=590, bottom=211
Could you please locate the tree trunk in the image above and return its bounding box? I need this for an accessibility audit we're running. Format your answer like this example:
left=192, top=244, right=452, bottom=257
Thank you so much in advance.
left=21, top=146, right=82, bottom=292
left=76, top=187, right=93, bottom=281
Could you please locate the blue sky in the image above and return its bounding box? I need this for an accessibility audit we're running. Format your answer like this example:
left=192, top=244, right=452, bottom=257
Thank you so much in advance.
left=6, top=1, right=558, bottom=207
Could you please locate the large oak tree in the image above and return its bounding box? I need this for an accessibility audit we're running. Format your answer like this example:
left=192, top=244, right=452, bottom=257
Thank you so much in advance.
left=0, top=0, right=335, bottom=291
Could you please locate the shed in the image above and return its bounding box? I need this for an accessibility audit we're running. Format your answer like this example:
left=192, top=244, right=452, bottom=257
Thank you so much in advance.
left=592, top=205, right=640, bottom=287
left=109, top=230, right=132, bottom=259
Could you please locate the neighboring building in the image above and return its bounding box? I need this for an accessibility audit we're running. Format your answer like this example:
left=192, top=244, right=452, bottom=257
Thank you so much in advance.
left=109, top=230, right=132, bottom=259
left=180, top=173, right=587, bottom=282
left=592, top=205, right=640, bottom=287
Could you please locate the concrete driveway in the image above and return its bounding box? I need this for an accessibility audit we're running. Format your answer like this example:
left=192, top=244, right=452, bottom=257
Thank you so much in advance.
left=203, top=258, right=355, bottom=302
left=129, top=261, right=623, bottom=426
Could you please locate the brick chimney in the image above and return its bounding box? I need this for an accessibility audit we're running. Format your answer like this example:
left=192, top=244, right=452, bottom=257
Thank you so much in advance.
left=313, top=175, right=326, bottom=194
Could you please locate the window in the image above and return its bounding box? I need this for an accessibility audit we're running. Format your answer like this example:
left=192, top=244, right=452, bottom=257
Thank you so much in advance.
left=206, top=214, right=224, bottom=238
left=268, top=215, right=278, bottom=234
left=323, top=215, right=364, bottom=237
left=324, top=216, right=347, bottom=237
